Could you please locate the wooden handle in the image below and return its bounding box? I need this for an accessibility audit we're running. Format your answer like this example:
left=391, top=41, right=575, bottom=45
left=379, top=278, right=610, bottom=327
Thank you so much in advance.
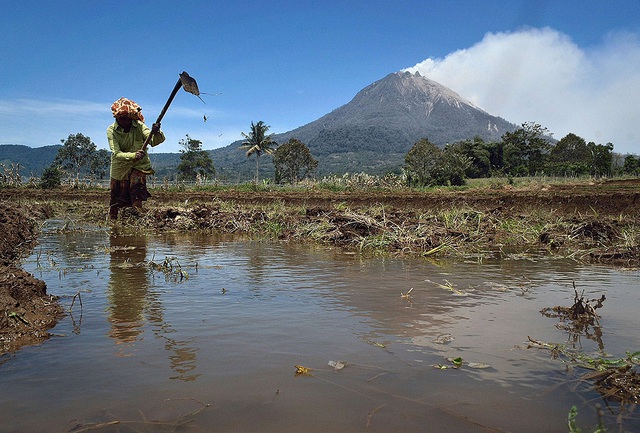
left=142, top=78, right=183, bottom=151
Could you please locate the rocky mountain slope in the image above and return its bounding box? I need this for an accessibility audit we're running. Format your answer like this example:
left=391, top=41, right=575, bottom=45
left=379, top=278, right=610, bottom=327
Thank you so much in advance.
left=212, top=71, right=516, bottom=179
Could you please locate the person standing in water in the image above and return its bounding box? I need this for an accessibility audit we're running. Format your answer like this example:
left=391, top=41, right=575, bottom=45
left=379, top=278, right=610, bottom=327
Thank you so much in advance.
left=107, top=97, right=165, bottom=220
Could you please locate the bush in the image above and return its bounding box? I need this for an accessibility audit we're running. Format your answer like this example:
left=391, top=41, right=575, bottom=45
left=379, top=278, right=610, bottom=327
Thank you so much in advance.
left=39, top=165, right=62, bottom=189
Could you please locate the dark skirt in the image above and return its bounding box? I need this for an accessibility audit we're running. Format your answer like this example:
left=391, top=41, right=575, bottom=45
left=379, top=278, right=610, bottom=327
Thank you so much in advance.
left=109, top=169, right=151, bottom=215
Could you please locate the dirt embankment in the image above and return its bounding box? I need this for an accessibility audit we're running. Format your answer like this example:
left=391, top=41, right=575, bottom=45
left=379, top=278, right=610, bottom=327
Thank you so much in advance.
left=0, top=202, right=64, bottom=355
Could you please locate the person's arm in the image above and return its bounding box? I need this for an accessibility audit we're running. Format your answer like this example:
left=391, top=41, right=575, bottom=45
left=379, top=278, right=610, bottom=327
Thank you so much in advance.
left=142, top=122, right=166, bottom=148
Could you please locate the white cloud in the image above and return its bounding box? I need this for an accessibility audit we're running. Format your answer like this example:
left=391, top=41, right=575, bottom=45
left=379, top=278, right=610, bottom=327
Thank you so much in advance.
left=0, top=98, right=105, bottom=116
left=404, top=27, right=640, bottom=153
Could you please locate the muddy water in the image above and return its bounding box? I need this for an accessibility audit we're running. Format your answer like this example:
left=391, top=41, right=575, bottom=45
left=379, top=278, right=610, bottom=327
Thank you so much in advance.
left=1, top=221, right=639, bottom=433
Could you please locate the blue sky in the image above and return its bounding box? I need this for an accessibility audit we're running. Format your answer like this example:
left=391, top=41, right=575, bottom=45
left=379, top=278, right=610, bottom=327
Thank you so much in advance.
left=1, top=1, right=639, bottom=154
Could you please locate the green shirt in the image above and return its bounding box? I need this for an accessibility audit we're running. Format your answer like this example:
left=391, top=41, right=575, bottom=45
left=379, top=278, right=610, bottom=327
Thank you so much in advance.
left=107, top=120, right=166, bottom=180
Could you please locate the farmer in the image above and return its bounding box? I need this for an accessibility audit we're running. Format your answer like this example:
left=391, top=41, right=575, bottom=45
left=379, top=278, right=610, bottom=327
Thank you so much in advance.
left=107, top=97, right=165, bottom=220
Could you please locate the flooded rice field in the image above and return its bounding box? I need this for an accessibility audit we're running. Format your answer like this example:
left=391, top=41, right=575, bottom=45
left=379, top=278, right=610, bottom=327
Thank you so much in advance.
left=1, top=220, right=639, bottom=433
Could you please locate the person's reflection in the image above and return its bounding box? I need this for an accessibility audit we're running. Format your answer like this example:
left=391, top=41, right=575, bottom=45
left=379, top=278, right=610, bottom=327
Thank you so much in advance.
left=107, top=230, right=201, bottom=379
left=108, top=230, right=151, bottom=352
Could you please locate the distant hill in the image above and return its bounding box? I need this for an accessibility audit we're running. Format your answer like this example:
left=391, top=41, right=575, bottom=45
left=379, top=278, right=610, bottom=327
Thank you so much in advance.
left=0, top=144, right=61, bottom=177
left=211, top=71, right=516, bottom=180
left=1, top=71, right=518, bottom=181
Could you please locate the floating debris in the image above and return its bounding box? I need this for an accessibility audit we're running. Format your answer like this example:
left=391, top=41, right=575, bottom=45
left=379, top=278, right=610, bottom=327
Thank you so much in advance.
left=400, top=287, right=413, bottom=301
left=588, top=365, right=640, bottom=404
left=467, top=362, right=491, bottom=369
left=362, top=337, right=386, bottom=349
left=425, top=279, right=469, bottom=296
left=531, top=282, right=640, bottom=406
left=434, top=357, right=491, bottom=370
left=294, top=365, right=312, bottom=376
left=432, top=334, right=454, bottom=344
left=541, top=282, right=605, bottom=323
left=328, top=360, right=347, bottom=371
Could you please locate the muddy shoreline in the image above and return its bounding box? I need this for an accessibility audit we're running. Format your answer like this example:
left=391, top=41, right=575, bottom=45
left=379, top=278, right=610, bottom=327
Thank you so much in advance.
left=1, top=179, right=639, bottom=354
left=0, top=202, right=64, bottom=354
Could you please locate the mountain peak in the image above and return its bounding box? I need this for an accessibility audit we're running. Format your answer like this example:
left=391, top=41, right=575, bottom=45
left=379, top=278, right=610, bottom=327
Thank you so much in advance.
left=376, top=71, right=485, bottom=114
left=212, top=71, right=516, bottom=179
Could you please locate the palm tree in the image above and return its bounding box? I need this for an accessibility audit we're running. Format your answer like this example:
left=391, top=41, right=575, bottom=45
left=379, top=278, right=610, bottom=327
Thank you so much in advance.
left=240, top=121, right=277, bottom=183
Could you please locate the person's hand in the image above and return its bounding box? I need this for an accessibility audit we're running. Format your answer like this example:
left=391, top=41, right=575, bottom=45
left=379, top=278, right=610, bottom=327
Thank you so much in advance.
left=135, top=150, right=145, bottom=160
left=152, top=123, right=161, bottom=134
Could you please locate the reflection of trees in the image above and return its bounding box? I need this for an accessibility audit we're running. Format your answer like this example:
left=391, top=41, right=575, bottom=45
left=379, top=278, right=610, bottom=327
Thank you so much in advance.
left=49, top=219, right=103, bottom=267
left=245, top=242, right=268, bottom=289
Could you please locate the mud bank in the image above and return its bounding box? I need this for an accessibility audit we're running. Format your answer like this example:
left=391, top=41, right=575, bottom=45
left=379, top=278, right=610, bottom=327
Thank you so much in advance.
left=0, top=202, right=64, bottom=354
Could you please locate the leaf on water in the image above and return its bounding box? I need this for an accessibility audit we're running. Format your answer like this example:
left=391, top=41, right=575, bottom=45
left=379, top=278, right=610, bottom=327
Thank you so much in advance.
left=433, top=364, right=448, bottom=370
left=328, top=360, right=347, bottom=371
left=295, top=365, right=312, bottom=376
left=447, top=357, right=464, bottom=367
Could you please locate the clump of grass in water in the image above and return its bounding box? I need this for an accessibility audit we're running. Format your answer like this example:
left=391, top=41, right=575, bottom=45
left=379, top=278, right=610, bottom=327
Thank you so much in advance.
left=146, top=256, right=189, bottom=282
left=568, top=404, right=606, bottom=433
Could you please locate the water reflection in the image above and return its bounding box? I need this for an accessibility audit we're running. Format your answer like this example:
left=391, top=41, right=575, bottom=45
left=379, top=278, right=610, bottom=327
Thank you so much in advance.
left=8, top=228, right=639, bottom=432
left=107, top=230, right=152, bottom=347
left=107, top=230, right=200, bottom=380
left=164, top=336, right=199, bottom=381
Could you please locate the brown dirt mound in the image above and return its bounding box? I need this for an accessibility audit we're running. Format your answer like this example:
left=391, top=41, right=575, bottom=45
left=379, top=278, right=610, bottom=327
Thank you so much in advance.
left=0, top=201, right=63, bottom=354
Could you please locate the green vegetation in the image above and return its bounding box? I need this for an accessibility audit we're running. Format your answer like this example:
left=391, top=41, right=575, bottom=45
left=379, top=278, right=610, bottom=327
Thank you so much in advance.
left=623, top=154, right=640, bottom=175
left=1, top=119, right=638, bottom=186
left=39, top=164, right=62, bottom=189
left=176, top=135, right=215, bottom=181
left=273, top=138, right=318, bottom=184
left=240, top=121, right=278, bottom=183
left=568, top=405, right=607, bottom=433
left=402, top=122, right=629, bottom=187
left=54, top=133, right=108, bottom=183
left=0, top=144, right=61, bottom=178
left=404, top=138, right=471, bottom=187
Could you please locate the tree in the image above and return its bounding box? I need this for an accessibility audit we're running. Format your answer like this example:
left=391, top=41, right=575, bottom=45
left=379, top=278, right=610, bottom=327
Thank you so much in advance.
left=177, top=135, right=215, bottom=181
left=39, top=164, right=62, bottom=189
left=501, top=122, right=552, bottom=176
left=90, top=149, right=111, bottom=180
left=588, top=142, right=614, bottom=177
left=485, top=140, right=505, bottom=174
left=449, top=136, right=492, bottom=178
left=240, top=121, right=277, bottom=183
left=623, top=155, right=640, bottom=176
left=548, top=133, right=590, bottom=176
left=273, top=138, right=318, bottom=184
left=404, top=138, right=443, bottom=187
left=54, top=133, right=97, bottom=182
left=437, top=146, right=471, bottom=186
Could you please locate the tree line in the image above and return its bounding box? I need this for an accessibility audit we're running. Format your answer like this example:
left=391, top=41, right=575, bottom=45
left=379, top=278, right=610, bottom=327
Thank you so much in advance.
left=405, top=122, right=632, bottom=187
left=38, top=121, right=637, bottom=189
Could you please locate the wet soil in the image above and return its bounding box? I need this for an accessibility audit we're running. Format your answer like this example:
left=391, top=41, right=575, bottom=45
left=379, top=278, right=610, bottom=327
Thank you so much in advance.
left=0, top=178, right=639, bottom=353
left=0, top=202, right=64, bottom=354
